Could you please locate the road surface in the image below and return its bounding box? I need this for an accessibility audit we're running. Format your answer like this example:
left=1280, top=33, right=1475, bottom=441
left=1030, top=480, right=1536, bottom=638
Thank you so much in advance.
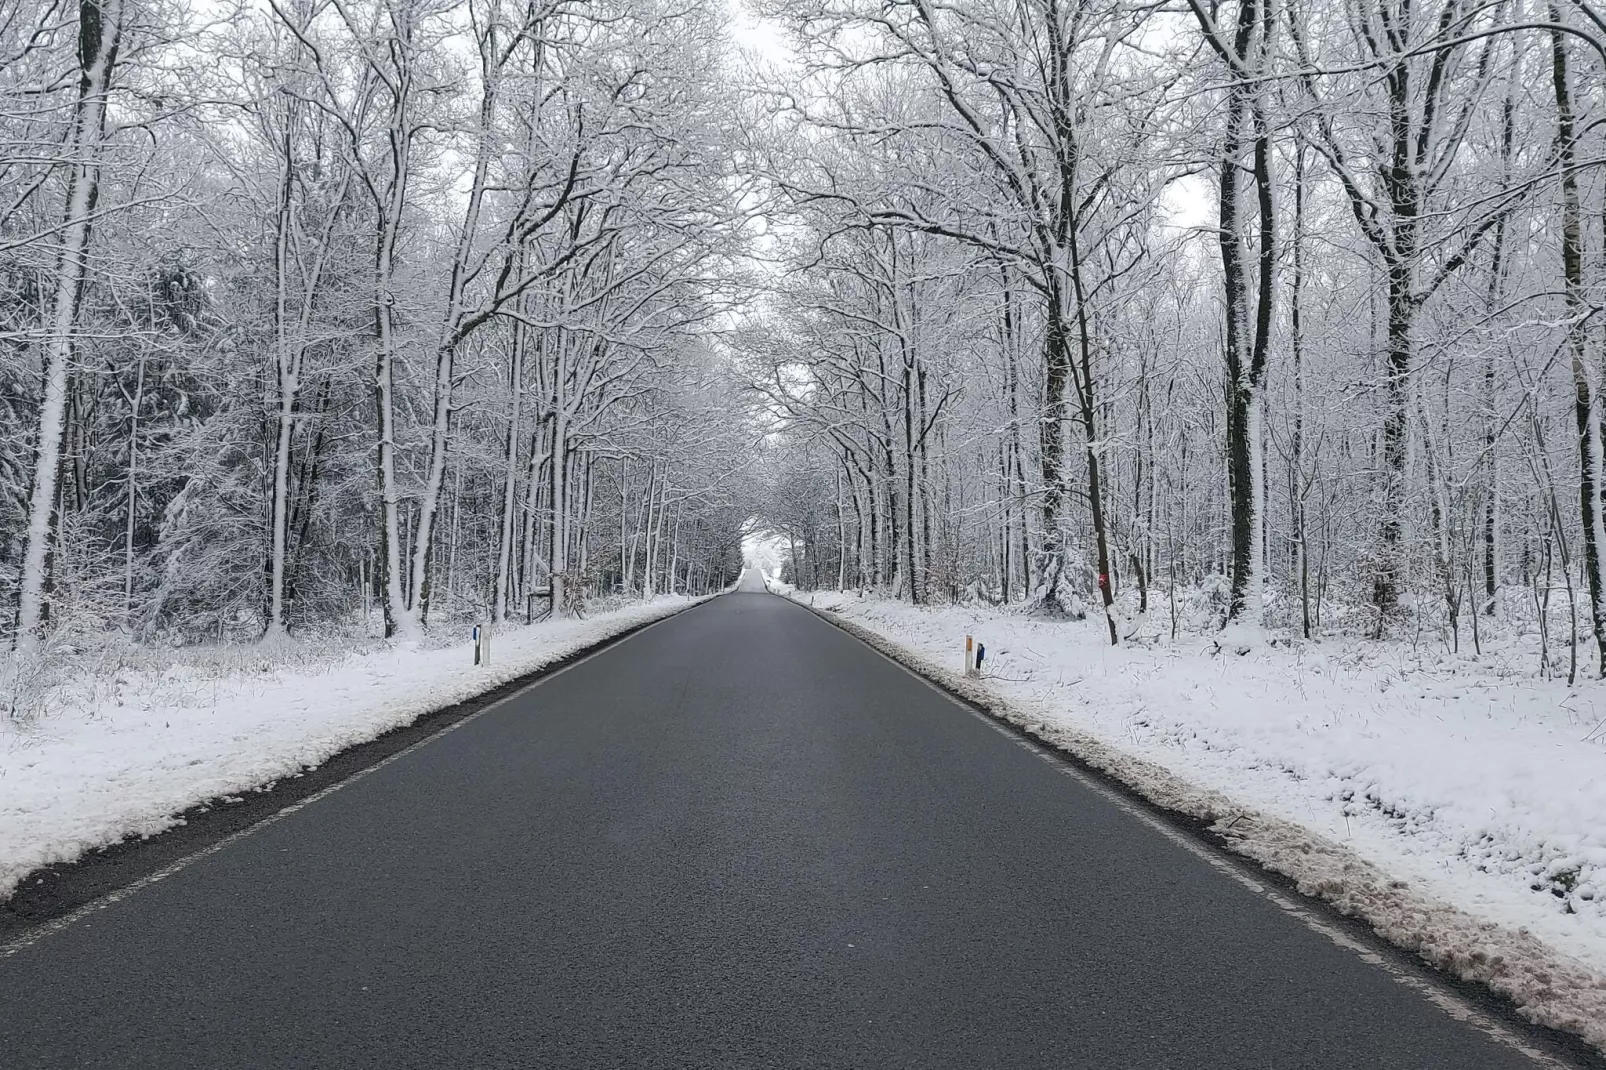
left=0, top=573, right=1582, bottom=1068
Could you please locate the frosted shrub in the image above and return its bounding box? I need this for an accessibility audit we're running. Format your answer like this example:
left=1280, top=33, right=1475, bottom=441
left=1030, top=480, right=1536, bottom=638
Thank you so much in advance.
left=1179, top=573, right=1232, bottom=632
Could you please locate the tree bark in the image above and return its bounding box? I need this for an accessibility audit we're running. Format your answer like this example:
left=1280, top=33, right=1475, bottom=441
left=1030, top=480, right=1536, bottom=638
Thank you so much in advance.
left=14, top=0, right=123, bottom=657
left=1550, top=16, right=1606, bottom=674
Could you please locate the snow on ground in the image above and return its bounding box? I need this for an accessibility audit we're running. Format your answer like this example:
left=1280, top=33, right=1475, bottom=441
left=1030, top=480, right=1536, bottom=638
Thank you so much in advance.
left=0, top=596, right=704, bottom=903
left=783, top=585, right=1606, bottom=1047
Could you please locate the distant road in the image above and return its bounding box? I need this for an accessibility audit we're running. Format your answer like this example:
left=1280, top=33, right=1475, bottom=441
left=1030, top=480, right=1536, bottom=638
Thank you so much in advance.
left=0, top=580, right=1581, bottom=1067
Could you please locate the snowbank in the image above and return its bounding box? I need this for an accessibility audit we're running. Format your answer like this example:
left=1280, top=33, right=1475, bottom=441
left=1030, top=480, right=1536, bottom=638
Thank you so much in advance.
left=786, top=589, right=1606, bottom=1049
left=0, top=596, right=704, bottom=902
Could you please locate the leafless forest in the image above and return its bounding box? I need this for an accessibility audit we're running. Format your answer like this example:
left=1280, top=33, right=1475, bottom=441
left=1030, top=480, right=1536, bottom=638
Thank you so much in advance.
left=4, top=0, right=1606, bottom=680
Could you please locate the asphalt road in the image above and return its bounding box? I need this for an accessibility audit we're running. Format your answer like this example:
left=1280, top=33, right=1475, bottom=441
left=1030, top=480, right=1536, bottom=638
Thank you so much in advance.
left=0, top=574, right=1579, bottom=1068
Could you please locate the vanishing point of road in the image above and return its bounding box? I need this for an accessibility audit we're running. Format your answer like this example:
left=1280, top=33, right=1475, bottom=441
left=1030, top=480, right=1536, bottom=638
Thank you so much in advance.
left=0, top=571, right=1589, bottom=1068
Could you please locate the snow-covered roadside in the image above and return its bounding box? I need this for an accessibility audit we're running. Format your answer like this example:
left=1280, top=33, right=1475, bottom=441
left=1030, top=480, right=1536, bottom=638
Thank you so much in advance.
left=783, top=587, right=1606, bottom=1049
left=0, top=596, right=707, bottom=902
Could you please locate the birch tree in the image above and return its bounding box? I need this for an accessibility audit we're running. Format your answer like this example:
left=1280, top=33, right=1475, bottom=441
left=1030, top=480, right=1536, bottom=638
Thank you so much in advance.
left=12, top=0, right=125, bottom=657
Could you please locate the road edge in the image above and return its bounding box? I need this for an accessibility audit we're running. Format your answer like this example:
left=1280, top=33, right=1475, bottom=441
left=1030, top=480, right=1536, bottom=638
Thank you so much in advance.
left=0, top=595, right=717, bottom=943
left=781, top=592, right=1606, bottom=1067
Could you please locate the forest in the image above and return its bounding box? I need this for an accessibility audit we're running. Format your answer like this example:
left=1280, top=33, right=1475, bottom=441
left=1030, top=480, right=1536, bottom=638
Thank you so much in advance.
left=4, top=0, right=1606, bottom=684
left=0, top=0, right=755, bottom=679
left=747, top=0, right=1606, bottom=679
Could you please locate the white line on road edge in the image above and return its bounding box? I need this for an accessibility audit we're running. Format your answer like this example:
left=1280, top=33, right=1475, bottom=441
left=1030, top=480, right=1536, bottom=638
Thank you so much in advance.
left=0, top=601, right=708, bottom=961
left=787, top=600, right=1578, bottom=1070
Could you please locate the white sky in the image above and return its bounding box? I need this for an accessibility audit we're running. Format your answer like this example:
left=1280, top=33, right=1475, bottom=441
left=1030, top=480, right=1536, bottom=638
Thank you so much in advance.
left=726, top=0, right=786, bottom=56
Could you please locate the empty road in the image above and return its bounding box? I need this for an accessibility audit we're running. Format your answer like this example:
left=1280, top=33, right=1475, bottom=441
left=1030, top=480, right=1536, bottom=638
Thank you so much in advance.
left=0, top=576, right=1582, bottom=1068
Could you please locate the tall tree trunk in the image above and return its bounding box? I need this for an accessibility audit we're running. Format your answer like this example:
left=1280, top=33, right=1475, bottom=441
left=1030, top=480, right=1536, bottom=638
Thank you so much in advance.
left=404, top=13, right=507, bottom=626
left=371, top=38, right=417, bottom=639
left=578, top=455, right=597, bottom=588
left=1483, top=83, right=1517, bottom=614
left=123, top=350, right=145, bottom=621
left=835, top=468, right=846, bottom=590
left=918, top=362, right=933, bottom=596
left=1192, top=0, right=1274, bottom=630
left=548, top=401, right=569, bottom=614
left=1551, top=16, right=1606, bottom=674
left=902, top=360, right=919, bottom=603
left=667, top=502, right=683, bottom=595
left=1291, top=141, right=1311, bottom=639
left=1064, top=228, right=1119, bottom=644
left=266, top=125, right=298, bottom=638
left=1371, top=27, right=1424, bottom=620
left=1001, top=268, right=1032, bottom=598
left=493, top=331, right=525, bottom=622
left=643, top=463, right=662, bottom=599
left=521, top=422, right=546, bottom=600
left=14, top=0, right=123, bottom=657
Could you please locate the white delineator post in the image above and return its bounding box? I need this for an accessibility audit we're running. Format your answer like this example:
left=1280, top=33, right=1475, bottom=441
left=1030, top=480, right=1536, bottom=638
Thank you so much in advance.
left=473, top=623, right=491, bottom=667
left=965, top=634, right=975, bottom=677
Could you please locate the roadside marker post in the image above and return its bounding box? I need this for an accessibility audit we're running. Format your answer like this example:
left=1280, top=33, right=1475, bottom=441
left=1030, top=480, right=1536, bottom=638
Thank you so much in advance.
left=964, top=635, right=985, bottom=678
left=474, top=624, right=492, bottom=666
